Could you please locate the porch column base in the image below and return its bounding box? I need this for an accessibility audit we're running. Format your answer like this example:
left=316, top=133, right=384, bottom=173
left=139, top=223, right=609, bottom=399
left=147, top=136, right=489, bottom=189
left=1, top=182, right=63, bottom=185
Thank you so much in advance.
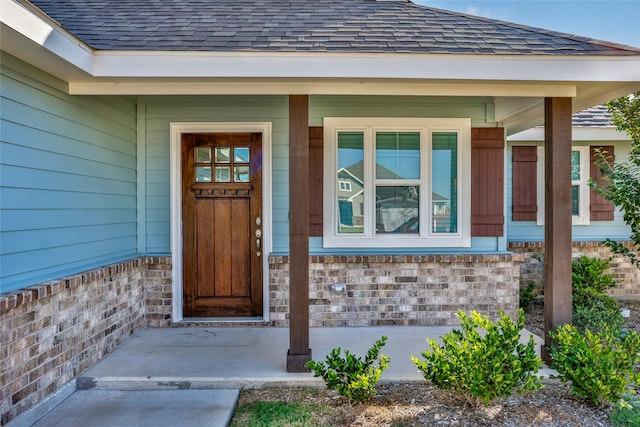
left=286, top=349, right=312, bottom=372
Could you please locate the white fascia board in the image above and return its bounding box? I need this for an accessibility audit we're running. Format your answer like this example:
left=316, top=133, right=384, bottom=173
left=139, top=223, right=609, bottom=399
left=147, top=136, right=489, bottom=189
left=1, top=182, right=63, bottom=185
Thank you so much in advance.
left=508, top=126, right=631, bottom=142
left=90, top=51, right=640, bottom=82
left=1, top=0, right=94, bottom=72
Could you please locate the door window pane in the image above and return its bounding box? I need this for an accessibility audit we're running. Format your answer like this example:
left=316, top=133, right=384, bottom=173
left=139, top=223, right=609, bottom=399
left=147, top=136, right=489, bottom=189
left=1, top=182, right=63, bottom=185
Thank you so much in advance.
left=215, top=166, right=230, bottom=182
left=234, top=166, right=250, bottom=182
left=195, top=147, right=211, bottom=163
left=234, top=147, right=250, bottom=163
left=375, top=186, right=419, bottom=234
left=375, top=132, right=420, bottom=179
left=195, top=166, right=211, bottom=182
left=215, top=147, right=230, bottom=163
left=432, top=133, right=458, bottom=233
left=337, top=132, right=364, bottom=234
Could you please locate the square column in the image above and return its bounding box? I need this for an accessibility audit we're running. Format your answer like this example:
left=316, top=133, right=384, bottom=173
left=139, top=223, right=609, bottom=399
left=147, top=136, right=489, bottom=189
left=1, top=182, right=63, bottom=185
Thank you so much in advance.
left=542, top=97, right=573, bottom=362
left=287, top=95, right=312, bottom=371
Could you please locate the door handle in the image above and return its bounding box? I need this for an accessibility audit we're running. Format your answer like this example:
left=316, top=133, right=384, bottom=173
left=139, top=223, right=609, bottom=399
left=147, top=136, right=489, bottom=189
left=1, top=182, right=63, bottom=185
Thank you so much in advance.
left=256, top=228, right=262, bottom=257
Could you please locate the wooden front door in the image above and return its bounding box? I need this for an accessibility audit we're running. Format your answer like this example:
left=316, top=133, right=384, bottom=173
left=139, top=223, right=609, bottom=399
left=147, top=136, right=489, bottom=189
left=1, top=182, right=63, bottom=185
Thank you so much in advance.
left=182, top=133, right=263, bottom=317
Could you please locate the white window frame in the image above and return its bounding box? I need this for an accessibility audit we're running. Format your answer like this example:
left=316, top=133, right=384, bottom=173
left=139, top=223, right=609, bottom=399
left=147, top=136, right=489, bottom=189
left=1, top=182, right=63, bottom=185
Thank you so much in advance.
left=536, top=145, right=590, bottom=226
left=323, top=117, right=471, bottom=248
left=339, top=180, right=352, bottom=192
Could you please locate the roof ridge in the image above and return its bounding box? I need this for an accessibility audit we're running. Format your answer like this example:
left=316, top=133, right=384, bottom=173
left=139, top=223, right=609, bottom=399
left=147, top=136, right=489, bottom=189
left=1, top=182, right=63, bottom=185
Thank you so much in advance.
left=409, top=1, right=640, bottom=54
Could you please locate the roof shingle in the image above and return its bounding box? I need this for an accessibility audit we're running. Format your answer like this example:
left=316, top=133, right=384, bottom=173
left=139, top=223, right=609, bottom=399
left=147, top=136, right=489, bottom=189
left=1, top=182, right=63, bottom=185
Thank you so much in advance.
left=29, top=0, right=640, bottom=55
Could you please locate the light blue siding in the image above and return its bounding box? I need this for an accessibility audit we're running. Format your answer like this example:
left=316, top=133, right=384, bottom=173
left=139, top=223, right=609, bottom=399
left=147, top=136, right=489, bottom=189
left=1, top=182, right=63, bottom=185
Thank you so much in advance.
left=505, top=140, right=633, bottom=242
left=0, top=53, right=137, bottom=292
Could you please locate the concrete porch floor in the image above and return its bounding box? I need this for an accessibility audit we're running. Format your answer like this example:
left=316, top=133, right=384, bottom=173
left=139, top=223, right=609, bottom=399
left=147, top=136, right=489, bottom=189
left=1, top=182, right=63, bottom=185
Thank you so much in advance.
left=19, top=326, right=552, bottom=427
left=79, top=325, right=550, bottom=388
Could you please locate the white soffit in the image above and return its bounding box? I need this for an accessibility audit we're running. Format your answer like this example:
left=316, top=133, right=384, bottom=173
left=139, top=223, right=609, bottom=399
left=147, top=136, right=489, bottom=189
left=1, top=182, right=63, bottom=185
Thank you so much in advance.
left=509, top=126, right=631, bottom=142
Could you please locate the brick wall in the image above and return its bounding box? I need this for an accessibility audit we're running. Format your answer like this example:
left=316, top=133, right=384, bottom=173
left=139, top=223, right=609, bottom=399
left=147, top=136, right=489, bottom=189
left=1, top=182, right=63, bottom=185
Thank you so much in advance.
left=509, top=241, right=640, bottom=298
left=0, top=256, right=171, bottom=425
left=269, top=254, right=522, bottom=327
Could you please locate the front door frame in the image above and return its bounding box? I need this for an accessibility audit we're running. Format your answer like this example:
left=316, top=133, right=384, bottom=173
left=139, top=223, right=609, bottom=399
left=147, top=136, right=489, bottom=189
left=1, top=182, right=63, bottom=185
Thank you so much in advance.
left=170, top=122, right=272, bottom=322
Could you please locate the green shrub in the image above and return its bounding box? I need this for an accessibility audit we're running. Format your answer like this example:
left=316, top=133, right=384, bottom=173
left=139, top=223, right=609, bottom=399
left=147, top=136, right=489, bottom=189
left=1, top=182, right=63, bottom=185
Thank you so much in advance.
left=306, top=336, right=390, bottom=403
left=571, top=256, right=623, bottom=334
left=610, top=394, right=640, bottom=427
left=573, top=289, right=624, bottom=334
left=550, top=324, right=640, bottom=406
left=572, top=255, right=619, bottom=295
left=519, top=281, right=538, bottom=308
left=411, top=309, right=543, bottom=406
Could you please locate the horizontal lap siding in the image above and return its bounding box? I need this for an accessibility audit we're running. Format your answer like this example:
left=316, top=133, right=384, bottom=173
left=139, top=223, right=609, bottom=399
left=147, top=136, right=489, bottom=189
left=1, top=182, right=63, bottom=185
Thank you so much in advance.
left=0, top=54, right=137, bottom=292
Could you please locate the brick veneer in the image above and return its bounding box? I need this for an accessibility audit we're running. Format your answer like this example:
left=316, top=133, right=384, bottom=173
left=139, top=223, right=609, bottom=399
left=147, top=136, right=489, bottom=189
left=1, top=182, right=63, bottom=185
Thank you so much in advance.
left=509, top=241, right=640, bottom=298
left=2, top=252, right=527, bottom=423
left=268, top=254, right=522, bottom=327
left=0, top=256, right=171, bottom=425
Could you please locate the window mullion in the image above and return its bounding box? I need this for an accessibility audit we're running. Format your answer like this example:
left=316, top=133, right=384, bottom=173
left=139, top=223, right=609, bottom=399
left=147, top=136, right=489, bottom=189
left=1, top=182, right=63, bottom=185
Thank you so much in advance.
left=421, top=129, right=430, bottom=238
left=364, top=126, right=375, bottom=238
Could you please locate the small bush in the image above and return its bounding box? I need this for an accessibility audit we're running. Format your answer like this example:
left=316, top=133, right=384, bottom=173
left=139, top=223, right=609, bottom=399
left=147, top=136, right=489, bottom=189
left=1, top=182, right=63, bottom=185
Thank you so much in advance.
left=520, top=281, right=538, bottom=308
left=573, top=289, right=624, bottom=334
left=550, top=324, right=640, bottom=406
left=572, top=255, right=619, bottom=295
left=411, top=309, right=543, bottom=406
left=610, top=394, right=640, bottom=427
left=571, top=256, right=623, bottom=334
left=306, top=336, right=390, bottom=403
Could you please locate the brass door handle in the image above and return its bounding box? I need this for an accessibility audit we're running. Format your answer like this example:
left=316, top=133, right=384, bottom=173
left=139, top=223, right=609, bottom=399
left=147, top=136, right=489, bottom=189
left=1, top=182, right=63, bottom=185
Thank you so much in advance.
left=256, top=228, right=262, bottom=256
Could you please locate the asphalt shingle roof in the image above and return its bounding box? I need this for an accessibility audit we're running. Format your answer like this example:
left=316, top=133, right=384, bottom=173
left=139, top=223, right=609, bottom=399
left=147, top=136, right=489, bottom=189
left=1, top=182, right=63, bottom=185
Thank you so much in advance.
left=29, top=0, right=640, bottom=55
left=572, top=105, right=614, bottom=127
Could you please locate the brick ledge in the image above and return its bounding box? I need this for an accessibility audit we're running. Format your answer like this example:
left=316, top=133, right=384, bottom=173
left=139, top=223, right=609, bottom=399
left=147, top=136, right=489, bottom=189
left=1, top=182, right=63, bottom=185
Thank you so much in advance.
left=0, top=256, right=171, bottom=312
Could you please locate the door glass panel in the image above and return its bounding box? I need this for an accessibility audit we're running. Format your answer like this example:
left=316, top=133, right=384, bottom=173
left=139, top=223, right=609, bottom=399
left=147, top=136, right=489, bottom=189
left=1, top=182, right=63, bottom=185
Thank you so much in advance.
left=215, top=147, right=231, bottom=163
left=215, top=166, right=230, bottom=182
left=234, top=166, right=250, bottom=182
left=375, top=132, right=420, bottom=179
left=432, top=132, right=458, bottom=233
left=375, top=185, right=419, bottom=234
left=195, top=166, right=212, bottom=182
left=337, top=132, right=364, bottom=234
left=195, top=147, right=211, bottom=163
left=234, top=147, right=250, bottom=163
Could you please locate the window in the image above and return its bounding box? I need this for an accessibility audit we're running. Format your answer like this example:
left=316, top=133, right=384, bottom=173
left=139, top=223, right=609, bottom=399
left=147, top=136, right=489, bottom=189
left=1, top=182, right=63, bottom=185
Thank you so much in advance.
left=339, top=180, right=352, bottom=192
left=536, top=146, right=590, bottom=225
left=323, top=118, right=471, bottom=248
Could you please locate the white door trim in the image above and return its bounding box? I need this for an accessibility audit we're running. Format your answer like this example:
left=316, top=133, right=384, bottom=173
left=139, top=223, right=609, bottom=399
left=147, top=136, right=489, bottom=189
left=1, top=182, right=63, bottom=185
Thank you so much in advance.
left=169, top=122, right=272, bottom=322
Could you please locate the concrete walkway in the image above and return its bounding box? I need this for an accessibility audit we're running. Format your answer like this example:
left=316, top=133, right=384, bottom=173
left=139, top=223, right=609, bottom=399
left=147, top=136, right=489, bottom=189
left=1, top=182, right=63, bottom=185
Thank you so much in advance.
left=18, top=326, right=549, bottom=426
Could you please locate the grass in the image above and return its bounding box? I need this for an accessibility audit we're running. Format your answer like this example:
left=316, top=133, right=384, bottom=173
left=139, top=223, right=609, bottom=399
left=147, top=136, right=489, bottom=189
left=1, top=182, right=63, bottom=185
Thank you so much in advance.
left=610, top=394, right=640, bottom=427
left=229, top=400, right=333, bottom=427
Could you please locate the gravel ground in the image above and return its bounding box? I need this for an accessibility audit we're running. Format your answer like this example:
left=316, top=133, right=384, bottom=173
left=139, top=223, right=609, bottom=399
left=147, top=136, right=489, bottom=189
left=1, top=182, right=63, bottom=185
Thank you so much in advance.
left=232, top=299, right=640, bottom=426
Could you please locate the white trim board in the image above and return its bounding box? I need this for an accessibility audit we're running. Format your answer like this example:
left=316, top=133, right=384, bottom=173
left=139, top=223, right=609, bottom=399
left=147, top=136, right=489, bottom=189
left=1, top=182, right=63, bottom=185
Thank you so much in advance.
left=169, top=122, right=272, bottom=323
